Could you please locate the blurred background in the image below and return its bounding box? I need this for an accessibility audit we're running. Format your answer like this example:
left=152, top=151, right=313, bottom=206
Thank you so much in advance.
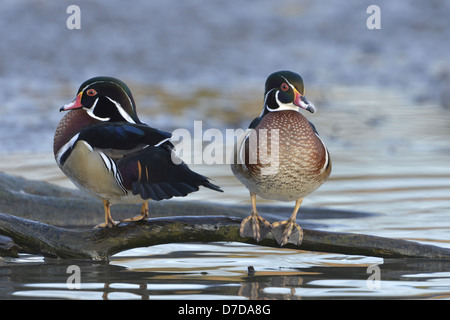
left=1, top=0, right=449, bottom=215
left=1, top=0, right=450, bottom=300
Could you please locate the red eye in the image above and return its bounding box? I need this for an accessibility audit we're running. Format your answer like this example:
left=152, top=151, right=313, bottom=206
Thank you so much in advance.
left=281, top=83, right=289, bottom=91
left=86, top=89, right=97, bottom=96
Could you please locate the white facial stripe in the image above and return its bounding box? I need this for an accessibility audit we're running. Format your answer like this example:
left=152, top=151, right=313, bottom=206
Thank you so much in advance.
left=81, top=80, right=136, bottom=123
left=85, top=97, right=111, bottom=121
left=81, top=80, right=126, bottom=92
left=92, top=97, right=99, bottom=109
left=263, top=88, right=276, bottom=105
left=265, top=76, right=304, bottom=113
left=86, top=98, right=111, bottom=121
left=280, top=76, right=297, bottom=92
left=265, top=91, right=300, bottom=112
left=105, top=96, right=136, bottom=124
left=262, top=88, right=276, bottom=115
left=107, top=80, right=134, bottom=113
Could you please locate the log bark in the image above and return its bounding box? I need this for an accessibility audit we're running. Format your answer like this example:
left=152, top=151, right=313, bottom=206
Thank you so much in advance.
left=2, top=172, right=450, bottom=261
left=1, top=212, right=450, bottom=261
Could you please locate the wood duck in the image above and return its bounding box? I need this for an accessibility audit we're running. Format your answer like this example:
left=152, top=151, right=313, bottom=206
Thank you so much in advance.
left=54, top=76, right=223, bottom=228
left=231, top=71, right=331, bottom=246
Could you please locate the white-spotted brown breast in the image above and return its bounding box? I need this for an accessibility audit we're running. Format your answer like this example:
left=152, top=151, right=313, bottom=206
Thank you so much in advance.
left=232, top=110, right=331, bottom=202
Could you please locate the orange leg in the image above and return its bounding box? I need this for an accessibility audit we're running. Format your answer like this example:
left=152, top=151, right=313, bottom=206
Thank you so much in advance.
left=120, top=202, right=149, bottom=223
left=95, top=199, right=118, bottom=228
left=239, top=192, right=271, bottom=242
left=271, top=198, right=304, bottom=246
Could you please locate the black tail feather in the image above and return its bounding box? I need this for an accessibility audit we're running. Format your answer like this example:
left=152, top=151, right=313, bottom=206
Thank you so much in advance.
left=122, top=146, right=223, bottom=201
left=201, top=180, right=223, bottom=193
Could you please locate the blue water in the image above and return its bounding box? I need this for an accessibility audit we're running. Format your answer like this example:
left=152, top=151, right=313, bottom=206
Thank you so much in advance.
left=1, top=1, right=450, bottom=300
left=1, top=85, right=450, bottom=300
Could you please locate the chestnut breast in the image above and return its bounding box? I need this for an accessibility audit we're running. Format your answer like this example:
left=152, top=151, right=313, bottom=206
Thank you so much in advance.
left=234, top=110, right=331, bottom=201
left=247, top=110, right=328, bottom=176
left=53, top=109, right=99, bottom=156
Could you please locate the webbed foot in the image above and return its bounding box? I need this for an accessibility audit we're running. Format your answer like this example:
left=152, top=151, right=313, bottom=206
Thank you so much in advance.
left=239, top=214, right=271, bottom=242
left=120, top=202, right=149, bottom=224
left=94, top=220, right=119, bottom=228
left=95, top=199, right=119, bottom=228
left=271, top=219, right=303, bottom=246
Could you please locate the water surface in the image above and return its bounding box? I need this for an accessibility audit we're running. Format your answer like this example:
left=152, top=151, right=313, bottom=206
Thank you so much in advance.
left=1, top=0, right=450, bottom=301
left=1, top=86, right=450, bottom=300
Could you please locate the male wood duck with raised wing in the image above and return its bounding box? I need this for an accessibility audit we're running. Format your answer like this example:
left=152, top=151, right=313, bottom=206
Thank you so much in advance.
left=54, top=76, right=222, bottom=228
left=231, top=71, right=331, bottom=246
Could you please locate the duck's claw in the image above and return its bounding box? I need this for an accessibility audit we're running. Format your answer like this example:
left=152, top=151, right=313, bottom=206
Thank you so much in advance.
left=271, top=220, right=303, bottom=246
left=239, top=214, right=271, bottom=242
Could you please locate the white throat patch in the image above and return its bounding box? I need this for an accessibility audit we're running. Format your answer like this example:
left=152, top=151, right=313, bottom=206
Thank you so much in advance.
left=265, top=91, right=300, bottom=112
left=86, top=98, right=111, bottom=121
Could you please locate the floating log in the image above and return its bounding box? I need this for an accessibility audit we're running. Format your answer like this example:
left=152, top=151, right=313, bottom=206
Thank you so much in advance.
left=1, top=212, right=450, bottom=261
left=1, top=172, right=450, bottom=261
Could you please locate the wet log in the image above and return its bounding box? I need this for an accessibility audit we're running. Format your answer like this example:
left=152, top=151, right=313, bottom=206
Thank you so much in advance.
left=1, top=212, right=450, bottom=261
left=1, top=172, right=450, bottom=261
